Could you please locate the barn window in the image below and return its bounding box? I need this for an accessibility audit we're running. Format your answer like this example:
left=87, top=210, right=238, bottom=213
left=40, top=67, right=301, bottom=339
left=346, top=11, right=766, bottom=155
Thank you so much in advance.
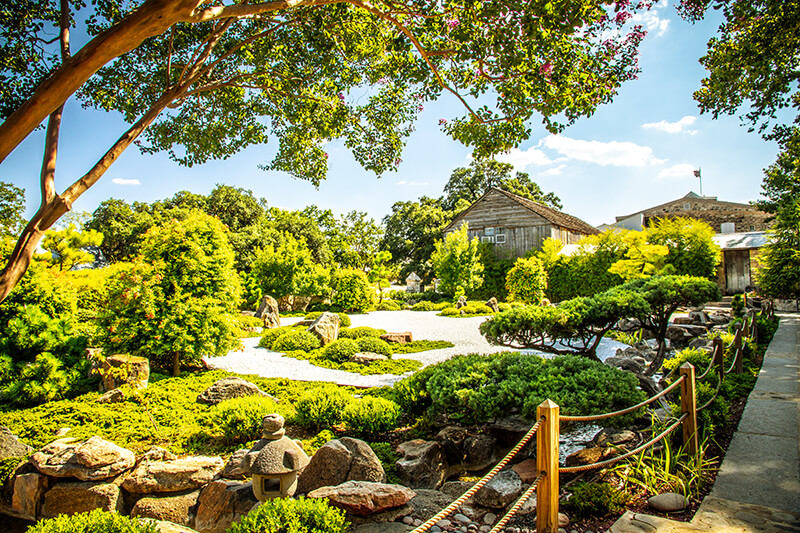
left=484, top=227, right=495, bottom=236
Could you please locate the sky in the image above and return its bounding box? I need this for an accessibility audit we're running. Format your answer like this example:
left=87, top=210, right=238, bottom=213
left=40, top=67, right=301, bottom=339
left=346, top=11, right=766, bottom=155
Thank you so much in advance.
left=0, top=1, right=781, bottom=228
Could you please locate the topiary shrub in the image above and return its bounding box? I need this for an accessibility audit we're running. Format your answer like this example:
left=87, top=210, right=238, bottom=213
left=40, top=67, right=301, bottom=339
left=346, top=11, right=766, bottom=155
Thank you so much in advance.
left=273, top=330, right=321, bottom=353
left=321, top=339, right=361, bottom=363
left=338, top=327, right=386, bottom=339
left=377, top=300, right=402, bottom=311
left=506, top=256, right=547, bottom=304
left=211, top=396, right=285, bottom=444
left=439, top=307, right=460, bottom=316
left=356, top=336, right=392, bottom=356
left=294, top=386, right=353, bottom=430
left=411, top=301, right=435, bottom=311
left=27, top=509, right=158, bottom=533
left=258, top=326, right=297, bottom=350
left=460, top=303, right=494, bottom=315
left=301, top=429, right=336, bottom=455
left=226, top=496, right=348, bottom=533
left=330, top=269, right=375, bottom=313
left=305, top=312, right=352, bottom=328
left=342, top=397, right=402, bottom=438
left=564, top=481, right=627, bottom=519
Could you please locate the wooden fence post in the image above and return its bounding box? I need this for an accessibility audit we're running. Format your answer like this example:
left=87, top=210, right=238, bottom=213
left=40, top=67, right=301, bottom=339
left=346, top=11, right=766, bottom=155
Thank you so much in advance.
left=712, top=336, right=724, bottom=382
left=679, top=363, right=699, bottom=457
left=537, top=399, right=560, bottom=533
left=749, top=310, right=759, bottom=344
left=734, top=325, right=744, bottom=374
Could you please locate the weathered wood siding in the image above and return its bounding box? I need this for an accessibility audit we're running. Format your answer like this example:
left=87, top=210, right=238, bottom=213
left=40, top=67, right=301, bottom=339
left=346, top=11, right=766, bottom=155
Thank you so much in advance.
left=447, top=193, right=584, bottom=259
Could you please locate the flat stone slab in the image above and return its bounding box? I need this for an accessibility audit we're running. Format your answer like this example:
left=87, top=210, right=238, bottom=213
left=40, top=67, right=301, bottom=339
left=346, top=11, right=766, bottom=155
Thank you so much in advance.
left=711, top=431, right=800, bottom=513
left=736, top=398, right=799, bottom=438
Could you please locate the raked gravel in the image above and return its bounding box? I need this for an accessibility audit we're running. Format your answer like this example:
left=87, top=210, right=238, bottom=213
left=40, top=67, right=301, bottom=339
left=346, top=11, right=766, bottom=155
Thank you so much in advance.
left=204, top=310, right=627, bottom=388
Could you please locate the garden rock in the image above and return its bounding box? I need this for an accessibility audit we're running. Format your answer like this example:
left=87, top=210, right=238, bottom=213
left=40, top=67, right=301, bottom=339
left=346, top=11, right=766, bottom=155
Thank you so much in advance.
left=511, top=459, right=538, bottom=484
left=139, top=519, right=199, bottom=533
left=221, top=449, right=248, bottom=479
left=436, top=427, right=496, bottom=474
left=97, top=388, right=126, bottom=404
left=30, top=436, right=136, bottom=481
left=308, top=481, right=415, bottom=516
left=350, top=352, right=388, bottom=364
left=605, top=355, right=646, bottom=374
left=474, top=470, right=522, bottom=508
left=122, top=456, right=225, bottom=494
left=98, top=354, right=150, bottom=391
left=196, top=377, right=277, bottom=406
left=565, top=447, right=605, bottom=467
left=593, top=429, right=637, bottom=448
left=456, top=296, right=467, bottom=309
left=194, top=480, right=258, bottom=533
left=307, top=312, right=340, bottom=346
left=486, top=416, right=533, bottom=449
left=254, top=295, right=280, bottom=329
left=407, top=488, right=452, bottom=520
left=297, top=437, right=385, bottom=494
left=131, top=489, right=201, bottom=527
left=141, top=447, right=178, bottom=463
left=485, top=297, right=499, bottom=313
left=395, top=440, right=448, bottom=490
left=350, top=522, right=413, bottom=533
left=0, top=425, right=32, bottom=458
left=439, top=480, right=473, bottom=499
left=648, top=492, right=688, bottom=512
left=381, top=332, right=412, bottom=343
left=12, top=472, right=49, bottom=520
left=40, top=480, right=123, bottom=518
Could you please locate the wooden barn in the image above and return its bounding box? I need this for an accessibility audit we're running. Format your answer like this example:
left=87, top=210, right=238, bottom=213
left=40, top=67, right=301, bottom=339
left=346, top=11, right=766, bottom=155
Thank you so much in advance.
left=443, top=188, right=599, bottom=259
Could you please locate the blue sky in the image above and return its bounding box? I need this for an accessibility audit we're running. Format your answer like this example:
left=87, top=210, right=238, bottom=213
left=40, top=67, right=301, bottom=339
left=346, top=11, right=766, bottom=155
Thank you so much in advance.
left=0, top=1, right=779, bottom=228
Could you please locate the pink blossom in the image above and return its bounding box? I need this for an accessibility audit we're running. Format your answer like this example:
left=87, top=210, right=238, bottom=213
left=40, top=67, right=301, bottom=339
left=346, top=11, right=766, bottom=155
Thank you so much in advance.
left=446, top=18, right=459, bottom=30
left=615, top=10, right=632, bottom=24
left=417, top=104, right=424, bottom=112
left=439, top=118, right=448, bottom=125
left=540, top=61, right=553, bottom=78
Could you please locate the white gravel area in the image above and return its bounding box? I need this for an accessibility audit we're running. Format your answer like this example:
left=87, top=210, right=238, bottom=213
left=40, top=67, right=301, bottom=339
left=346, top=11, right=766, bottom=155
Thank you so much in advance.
left=204, top=310, right=627, bottom=388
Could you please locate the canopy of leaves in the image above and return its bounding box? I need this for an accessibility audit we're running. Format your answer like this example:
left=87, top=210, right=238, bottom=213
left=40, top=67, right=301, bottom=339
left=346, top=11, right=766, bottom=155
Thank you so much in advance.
left=0, top=181, right=25, bottom=237
left=38, top=223, right=103, bottom=271
left=431, top=223, right=484, bottom=297
left=505, top=256, right=547, bottom=304
left=756, top=199, right=800, bottom=299
left=251, top=232, right=330, bottom=301
left=645, top=217, right=720, bottom=279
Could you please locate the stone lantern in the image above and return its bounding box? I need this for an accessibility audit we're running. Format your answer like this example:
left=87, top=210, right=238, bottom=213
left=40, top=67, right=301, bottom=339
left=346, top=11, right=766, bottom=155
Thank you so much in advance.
left=242, top=414, right=310, bottom=501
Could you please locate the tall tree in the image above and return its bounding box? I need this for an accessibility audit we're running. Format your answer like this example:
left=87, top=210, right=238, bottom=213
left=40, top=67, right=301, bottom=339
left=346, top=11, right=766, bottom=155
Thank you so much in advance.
left=431, top=223, right=484, bottom=297
left=0, top=0, right=651, bottom=302
left=0, top=182, right=26, bottom=237
left=441, top=159, right=562, bottom=211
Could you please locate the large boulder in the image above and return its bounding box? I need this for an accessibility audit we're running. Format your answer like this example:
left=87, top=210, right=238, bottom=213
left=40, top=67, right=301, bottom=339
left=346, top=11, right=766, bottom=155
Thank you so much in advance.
left=307, top=481, right=415, bottom=516
left=605, top=355, right=647, bottom=374
left=98, top=354, right=150, bottom=391
left=254, top=295, right=280, bottom=329
left=30, top=437, right=136, bottom=481
left=131, top=489, right=201, bottom=527
left=221, top=449, right=248, bottom=480
left=194, top=480, right=258, bottom=533
left=307, top=312, right=340, bottom=346
left=40, top=480, right=123, bottom=518
left=436, top=427, right=496, bottom=474
left=122, top=457, right=225, bottom=494
left=0, top=425, right=32, bottom=459
left=395, top=440, right=448, bottom=490
left=380, top=332, right=412, bottom=344
left=297, top=437, right=385, bottom=494
left=196, top=377, right=277, bottom=406
left=485, top=297, right=499, bottom=313
left=473, top=470, right=522, bottom=509
left=12, top=472, right=49, bottom=520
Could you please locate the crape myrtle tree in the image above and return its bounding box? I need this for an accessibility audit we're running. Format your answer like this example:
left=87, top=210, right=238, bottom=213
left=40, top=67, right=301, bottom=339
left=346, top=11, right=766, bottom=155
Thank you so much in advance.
left=0, top=0, right=652, bottom=303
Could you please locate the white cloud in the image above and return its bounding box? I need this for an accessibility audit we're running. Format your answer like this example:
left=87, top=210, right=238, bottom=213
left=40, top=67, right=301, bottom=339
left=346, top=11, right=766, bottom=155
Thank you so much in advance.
left=657, top=163, right=697, bottom=179
left=542, top=164, right=567, bottom=176
left=642, top=115, right=699, bottom=135
left=541, top=135, right=664, bottom=167
left=112, top=178, right=141, bottom=185
left=632, top=10, right=670, bottom=37
left=495, top=147, right=552, bottom=171
left=397, top=180, right=429, bottom=186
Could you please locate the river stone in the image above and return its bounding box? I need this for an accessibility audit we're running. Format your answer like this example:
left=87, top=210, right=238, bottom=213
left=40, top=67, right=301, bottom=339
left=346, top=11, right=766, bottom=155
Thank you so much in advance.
left=131, top=489, right=201, bottom=527
left=648, top=492, right=688, bottom=512
left=307, top=481, right=416, bottom=516
left=96, top=388, right=126, bottom=404
left=30, top=436, right=135, bottom=481
left=297, top=437, right=385, bottom=494
left=122, top=456, right=225, bottom=494
left=0, top=425, right=32, bottom=459
left=40, top=480, right=123, bottom=518
left=196, top=377, right=276, bottom=406
left=473, top=470, right=522, bottom=509
left=194, top=480, right=258, bottom=533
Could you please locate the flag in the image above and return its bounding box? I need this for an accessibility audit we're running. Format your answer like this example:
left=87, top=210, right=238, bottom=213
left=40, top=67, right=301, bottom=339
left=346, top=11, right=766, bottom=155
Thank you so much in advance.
left=693, top=169, right=701, bottom=178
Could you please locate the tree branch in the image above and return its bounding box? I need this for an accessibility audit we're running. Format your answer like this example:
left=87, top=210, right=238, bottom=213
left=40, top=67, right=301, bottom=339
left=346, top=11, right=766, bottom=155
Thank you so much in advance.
left=185, top=0, right=347, bottom=22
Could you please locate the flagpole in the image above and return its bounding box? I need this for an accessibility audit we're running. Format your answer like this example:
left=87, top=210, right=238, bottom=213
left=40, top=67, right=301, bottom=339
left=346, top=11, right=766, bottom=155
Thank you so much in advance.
left=694, top=168, right=702, bottom=196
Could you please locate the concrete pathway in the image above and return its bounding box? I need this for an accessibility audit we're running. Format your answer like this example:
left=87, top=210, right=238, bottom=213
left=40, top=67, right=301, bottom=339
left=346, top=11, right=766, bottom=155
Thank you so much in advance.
left=611, top=315, right=800, bottom=533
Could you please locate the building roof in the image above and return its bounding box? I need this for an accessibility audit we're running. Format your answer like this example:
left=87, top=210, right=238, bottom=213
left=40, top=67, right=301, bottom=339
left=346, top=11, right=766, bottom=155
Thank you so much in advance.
left=446, top=188, right=599, bottom=235
left=712, top=231, right=769, bottom=250
left=615, top=191, right=755, bottom=222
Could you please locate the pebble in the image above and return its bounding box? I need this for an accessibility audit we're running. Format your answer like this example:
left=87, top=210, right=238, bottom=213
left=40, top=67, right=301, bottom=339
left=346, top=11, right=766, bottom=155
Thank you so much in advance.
left=402, top=517, right=414, bottom=526
left=479, top=527, right=491, bottom=533
left=483, top=513, right=497, bottom=525
left=648, top=492, right=688, bottom=512
left=430, top=527, right=441, bottom=533
left=435, top=520, right=451, bottom=528
left=454, top=513, right=471, bottom=524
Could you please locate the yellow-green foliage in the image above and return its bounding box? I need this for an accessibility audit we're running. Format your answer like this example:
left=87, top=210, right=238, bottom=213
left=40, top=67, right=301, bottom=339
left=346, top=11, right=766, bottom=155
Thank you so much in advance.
left=294, top=386, right=354, bottom=430
left=342, top=397, right=401, bottom=438
left=226, top=496, right=348, bottom=533
left=211, top=396, right=291, bottom=444
left=27, top=509, right=158, bottom=533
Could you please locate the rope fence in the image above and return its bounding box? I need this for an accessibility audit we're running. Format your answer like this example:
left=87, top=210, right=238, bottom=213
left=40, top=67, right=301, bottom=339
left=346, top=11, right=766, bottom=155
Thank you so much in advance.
left=412, top=301, right=768, bottom=533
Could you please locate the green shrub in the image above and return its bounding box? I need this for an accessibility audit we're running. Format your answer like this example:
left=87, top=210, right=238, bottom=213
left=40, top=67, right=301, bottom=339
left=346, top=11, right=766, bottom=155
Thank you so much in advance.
left=236, top=315, right=263, bottom=329
left=342, top=397, right=402, bottom=438
left=731, top=294, right=744, bottom=318
left=294, top=386, right=353, bottom=429
left=564, top=481, right=627, bottom=519
left=411, top=301, right=435, bottom=311
left=506, top=256, right=547, bottom=304
left=211, top=396, right=285, bottom=444
left=258, top=326, right=298, bottom=350
left=27, top=509, right=158, bottom=533
left=273, top=330, right=321, bottom=353
left=338, top=327, right=386, bottom=339
left=460, top=303, right=493, bottom=315
left=395, top=353, right=645, bottom=424
left=756, top=314, right=779, bottom=343
left=439, top=307, right=460, bottom=316
left=331, top=269, right=375, bottom=313
left=304, top=311, right=352, bottom=328
left=369, top=441, right=400, bottom=484
left=377, top=300, right=402, bottom=311
left=321, top=339, right=361, bottom=363
left=356, top=337, right=392, bottom=356
left=226, top=496, right=348, bottom=533
left=0, top=456, right=23, bottom=485
left=497, top=302, right=512, bottom=312
left=301, top=429, right=336, bottom=455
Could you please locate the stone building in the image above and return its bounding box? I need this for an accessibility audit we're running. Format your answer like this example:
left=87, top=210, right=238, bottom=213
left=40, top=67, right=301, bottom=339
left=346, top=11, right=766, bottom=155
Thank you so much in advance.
left=443, top=188, right=599, bottom=259
left=611, top=192, right=772, bottom=233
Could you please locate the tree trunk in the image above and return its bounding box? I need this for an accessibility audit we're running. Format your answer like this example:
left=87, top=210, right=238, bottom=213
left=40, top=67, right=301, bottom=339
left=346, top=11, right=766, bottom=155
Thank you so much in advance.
left=172, top=352, right=181, bottom=377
